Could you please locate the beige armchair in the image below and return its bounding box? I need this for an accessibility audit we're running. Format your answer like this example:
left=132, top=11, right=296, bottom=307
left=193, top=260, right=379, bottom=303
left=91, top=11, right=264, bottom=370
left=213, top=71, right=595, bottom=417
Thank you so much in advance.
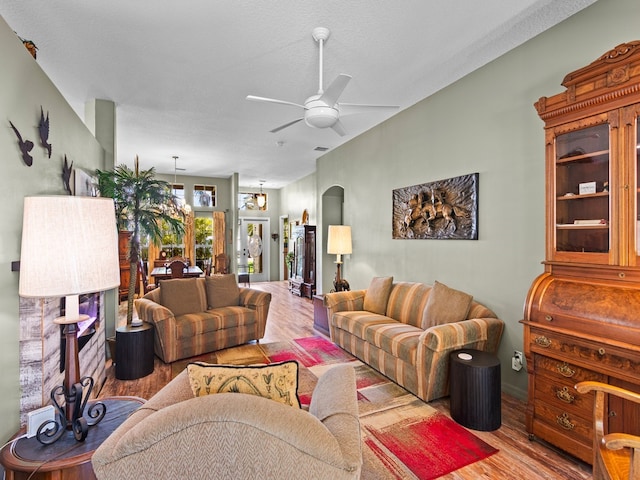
left=575, top=381, right=640, bottom=480
left=92, top=364, right=362, bottom=480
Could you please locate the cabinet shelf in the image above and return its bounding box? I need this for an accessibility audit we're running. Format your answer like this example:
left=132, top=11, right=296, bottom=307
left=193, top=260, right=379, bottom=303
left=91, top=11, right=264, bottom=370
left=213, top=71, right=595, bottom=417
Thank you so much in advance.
left=556, top=149, right=609, bottom=164
left=556, top=224, right=608, bottom=230
left=556, top=191, right=609, bottom=201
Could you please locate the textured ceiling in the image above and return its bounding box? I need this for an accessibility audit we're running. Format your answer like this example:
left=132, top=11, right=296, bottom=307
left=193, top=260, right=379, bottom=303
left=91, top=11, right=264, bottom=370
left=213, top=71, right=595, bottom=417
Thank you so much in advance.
left=1, top=0, right=596, bottom=188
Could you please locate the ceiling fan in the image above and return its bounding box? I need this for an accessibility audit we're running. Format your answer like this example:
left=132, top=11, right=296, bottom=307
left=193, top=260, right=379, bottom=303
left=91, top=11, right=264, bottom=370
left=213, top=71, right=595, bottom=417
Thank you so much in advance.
left=246, top=27, right=399, bottom=137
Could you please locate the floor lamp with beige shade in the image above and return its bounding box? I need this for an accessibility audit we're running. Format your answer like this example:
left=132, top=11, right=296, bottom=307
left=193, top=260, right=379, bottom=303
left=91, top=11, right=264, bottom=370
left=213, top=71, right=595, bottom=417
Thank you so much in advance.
left=19, top=196, right=120, bottom=444
left=327, top=225, right=352, bottom=292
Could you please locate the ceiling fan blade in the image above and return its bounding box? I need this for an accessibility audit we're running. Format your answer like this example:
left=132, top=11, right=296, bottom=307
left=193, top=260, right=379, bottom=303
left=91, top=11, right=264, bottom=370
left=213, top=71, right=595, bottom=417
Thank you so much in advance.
left=319, top=74, right=352, bottom=106
left=331, top=119, right=347, bottom=137
left=246, top=95, right=306, bottom=110
left=338, top=103, right=400, bottom=112
left=270, top=118, right=304, bottom=133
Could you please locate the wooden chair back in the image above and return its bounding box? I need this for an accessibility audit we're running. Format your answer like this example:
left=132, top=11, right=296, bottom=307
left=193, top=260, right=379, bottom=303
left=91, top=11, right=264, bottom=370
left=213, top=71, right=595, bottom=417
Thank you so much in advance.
left=169, top=260, right=187, bottom=279
left=214, top=254, right=230, bottom=274
left=575, top=381, right=640, bottom=480
left=138, top=259, right=157, bottom=293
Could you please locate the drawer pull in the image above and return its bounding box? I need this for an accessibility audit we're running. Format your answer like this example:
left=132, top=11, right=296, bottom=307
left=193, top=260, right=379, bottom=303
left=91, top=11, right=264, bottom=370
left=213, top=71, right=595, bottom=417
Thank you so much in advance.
left=619, top=272, right=626, bottom=279
left=556, top=413, right=575, bottom=430
left=545, top=315, right=553, bottom=322
left=535, top=336, right=551, bottom=348
left=557, top=363, right=576, bottom=378
left=556, top=386, right=575, bottom=404
left=598, top=348, right=606, bottom=356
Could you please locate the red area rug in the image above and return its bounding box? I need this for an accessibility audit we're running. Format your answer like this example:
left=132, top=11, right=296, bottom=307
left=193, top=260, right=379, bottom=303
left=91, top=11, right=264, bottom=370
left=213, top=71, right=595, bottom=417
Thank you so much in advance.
left=173, top=336, right=498, bottom=479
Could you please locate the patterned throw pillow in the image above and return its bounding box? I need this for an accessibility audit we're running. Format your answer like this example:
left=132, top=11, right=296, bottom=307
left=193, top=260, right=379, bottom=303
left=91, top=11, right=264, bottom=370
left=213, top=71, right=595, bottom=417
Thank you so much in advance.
left=186, top=361, right=301, bottom=408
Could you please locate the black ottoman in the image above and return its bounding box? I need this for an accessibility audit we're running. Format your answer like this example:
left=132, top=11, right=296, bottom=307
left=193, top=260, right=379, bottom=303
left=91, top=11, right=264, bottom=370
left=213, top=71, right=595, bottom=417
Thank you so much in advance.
left=449, top=349, right=501, bottom=431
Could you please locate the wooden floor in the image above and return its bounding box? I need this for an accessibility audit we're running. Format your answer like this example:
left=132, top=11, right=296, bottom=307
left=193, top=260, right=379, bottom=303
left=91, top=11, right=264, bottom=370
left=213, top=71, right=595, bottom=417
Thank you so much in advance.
left=100, top=281, right=592, bottom=480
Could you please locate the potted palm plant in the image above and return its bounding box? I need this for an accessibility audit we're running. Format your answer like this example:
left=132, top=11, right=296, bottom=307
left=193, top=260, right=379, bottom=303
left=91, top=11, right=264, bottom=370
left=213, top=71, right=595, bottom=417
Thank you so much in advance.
left=97, top=156, right=185, bottom=326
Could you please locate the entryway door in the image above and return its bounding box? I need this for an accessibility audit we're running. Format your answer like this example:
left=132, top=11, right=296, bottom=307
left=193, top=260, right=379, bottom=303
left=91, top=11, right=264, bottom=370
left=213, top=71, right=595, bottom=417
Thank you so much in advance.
left=238, top=218, right=270, bottom=282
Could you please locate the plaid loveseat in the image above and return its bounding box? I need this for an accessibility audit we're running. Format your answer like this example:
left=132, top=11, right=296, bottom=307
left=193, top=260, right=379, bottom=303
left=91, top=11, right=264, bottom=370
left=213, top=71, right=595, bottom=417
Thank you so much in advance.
left=135, top=276, right=271, bottom=363
left=325, top=280, right=504, bottom=402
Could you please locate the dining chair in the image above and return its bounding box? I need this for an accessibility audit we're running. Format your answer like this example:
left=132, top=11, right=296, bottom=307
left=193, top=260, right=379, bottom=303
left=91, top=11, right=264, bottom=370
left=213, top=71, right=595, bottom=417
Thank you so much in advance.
left=575, top=381, right=640, bottom=480
left=138, top=259, right=157, bottom=294
left=168, top=260, right=187, bottom=279
left=214, top=254, right=230, bottom=274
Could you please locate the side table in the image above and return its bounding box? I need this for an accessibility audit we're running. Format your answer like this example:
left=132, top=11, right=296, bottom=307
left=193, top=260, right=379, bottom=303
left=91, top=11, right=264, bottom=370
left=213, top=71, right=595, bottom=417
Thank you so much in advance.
left=0, top=397, right=143, bottom=480
left=313, top=294, right=330, bottom=336
left=115, top=323, right=154, bottom=380
left=449, top=349, right=501, bottom=431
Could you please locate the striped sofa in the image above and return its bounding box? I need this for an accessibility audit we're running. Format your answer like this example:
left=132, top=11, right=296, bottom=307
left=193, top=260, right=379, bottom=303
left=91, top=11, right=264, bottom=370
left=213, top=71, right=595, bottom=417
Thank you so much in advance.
left=325, top=280, right=504, bottom=402
left=135, top=276, right=271, bottom=363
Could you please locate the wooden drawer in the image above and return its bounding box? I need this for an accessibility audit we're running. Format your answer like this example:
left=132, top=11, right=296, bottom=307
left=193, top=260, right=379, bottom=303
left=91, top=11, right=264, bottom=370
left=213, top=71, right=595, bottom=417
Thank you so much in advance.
left=534, top=372, right=594, bottom=419
left=529, top=328, right=640, bottom=381
left=534, top=354, right=605, bottom=383
left=532, top=399, right=593, bottom=447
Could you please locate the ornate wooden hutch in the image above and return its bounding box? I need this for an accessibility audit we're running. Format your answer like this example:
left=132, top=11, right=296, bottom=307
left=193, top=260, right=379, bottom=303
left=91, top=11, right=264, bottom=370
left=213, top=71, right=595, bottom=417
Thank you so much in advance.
left=523, top=41, right=640, bottom=464
left=289, top=224, right=316, bottom=298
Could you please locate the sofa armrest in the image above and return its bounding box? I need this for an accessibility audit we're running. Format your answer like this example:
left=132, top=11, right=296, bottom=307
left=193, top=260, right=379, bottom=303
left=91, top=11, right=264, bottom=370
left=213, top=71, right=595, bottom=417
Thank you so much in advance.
left=134, top=298, right=177, bottom=363
left=93, top=393, right=359, bottom=479
left=416, top=317, right=504, bottom=401
left=419, top=317, right=504, bottom=353
left=309, top=364, right=362, bottom=475
left=324, top=290, right=366, bottom=317
left=239, top=288, right=271, bottom=338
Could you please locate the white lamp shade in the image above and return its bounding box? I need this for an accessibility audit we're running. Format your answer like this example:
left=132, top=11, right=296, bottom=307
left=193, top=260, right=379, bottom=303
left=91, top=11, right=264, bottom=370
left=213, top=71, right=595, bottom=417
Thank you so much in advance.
left=19, top=196, right=121, bottom=298
left=327, top=225, right=352, bottom=255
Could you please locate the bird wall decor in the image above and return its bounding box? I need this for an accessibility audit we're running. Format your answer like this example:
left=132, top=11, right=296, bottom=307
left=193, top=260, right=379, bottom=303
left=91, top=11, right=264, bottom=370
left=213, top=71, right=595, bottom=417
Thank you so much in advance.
left=62, top=154, right=73, bottom=194
left=9, top=120, right=34, bottom=166
left=39, top=106, right=52, bottom=158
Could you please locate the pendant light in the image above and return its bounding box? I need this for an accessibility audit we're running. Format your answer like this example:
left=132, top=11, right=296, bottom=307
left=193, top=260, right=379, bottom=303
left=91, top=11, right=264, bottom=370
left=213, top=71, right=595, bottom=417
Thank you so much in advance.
left=256, top=181, right=266, bottom=208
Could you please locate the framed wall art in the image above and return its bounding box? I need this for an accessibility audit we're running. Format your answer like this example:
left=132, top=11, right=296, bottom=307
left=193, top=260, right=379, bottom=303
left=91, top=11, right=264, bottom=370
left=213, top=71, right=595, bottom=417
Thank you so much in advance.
left=392, top=173, right=478, bottom=240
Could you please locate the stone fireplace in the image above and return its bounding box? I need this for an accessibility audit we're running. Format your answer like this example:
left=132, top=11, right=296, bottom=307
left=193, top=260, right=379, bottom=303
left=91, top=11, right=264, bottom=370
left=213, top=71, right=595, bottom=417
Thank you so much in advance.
left=18, top=293, right=106, bottom=425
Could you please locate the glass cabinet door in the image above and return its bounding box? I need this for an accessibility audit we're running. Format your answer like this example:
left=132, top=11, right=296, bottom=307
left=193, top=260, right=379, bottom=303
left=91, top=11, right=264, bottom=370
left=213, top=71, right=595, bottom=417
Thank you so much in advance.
left=554, top=122, right=610, bottom=260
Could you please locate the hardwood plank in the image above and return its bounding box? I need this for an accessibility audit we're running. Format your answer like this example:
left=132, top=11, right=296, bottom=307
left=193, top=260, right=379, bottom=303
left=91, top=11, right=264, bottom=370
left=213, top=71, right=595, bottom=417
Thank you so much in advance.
left=100, top=281, right=592, bottom=479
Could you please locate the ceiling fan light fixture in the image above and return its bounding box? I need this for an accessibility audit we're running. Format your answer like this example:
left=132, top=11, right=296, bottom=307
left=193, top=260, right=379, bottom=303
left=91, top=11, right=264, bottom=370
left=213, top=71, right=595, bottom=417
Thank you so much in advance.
left=304, top=104, right=339, bottom=129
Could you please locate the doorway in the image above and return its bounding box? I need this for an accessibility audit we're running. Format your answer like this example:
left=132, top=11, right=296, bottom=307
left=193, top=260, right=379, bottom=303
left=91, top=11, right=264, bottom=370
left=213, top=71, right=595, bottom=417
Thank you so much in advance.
left=238, top=218, right=270, bottom=282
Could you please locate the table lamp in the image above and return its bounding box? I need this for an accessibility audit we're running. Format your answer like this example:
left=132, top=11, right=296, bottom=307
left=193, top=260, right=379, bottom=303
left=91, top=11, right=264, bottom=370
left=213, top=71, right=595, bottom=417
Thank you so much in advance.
left=19, top=196, right=120, bottom=444
left=327, top=225, right=352, bottom=292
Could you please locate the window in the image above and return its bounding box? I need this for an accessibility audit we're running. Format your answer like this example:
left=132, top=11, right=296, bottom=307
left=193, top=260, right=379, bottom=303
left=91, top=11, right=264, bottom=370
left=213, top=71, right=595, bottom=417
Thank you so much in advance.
left=238, top=192, right=267, bottom=211
left=171, top=183, right=186, bottom=209
left=160, top=218, right=185, bottom=257
left=195, top=215, right=213, bottom=269
left=194, top=184, right=216, bottom=208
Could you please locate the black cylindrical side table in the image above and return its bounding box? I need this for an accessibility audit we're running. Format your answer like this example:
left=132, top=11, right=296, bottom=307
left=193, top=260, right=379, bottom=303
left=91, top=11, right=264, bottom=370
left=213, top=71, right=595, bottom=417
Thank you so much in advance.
left=115, top=322, right=155, bottom=380
left=449, top=349, right=501, bottom=431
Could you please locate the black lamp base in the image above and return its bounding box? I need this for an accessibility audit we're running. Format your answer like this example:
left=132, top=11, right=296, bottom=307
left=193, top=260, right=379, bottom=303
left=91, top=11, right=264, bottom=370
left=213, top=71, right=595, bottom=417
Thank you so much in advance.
left=37, top=376, right=106, bottom=444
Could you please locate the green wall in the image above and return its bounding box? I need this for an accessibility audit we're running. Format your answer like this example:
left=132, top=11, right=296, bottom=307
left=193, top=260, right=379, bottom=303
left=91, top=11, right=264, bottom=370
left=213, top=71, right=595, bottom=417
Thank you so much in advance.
left=281, top=0, right=640, bottom=399
left=0, top=15, right=106, bottom=442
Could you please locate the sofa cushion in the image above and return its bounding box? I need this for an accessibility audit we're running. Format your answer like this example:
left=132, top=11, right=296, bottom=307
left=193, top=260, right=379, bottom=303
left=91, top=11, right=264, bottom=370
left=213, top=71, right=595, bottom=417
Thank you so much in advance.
left=363, top=276, right=393, bottom=315
left=205, top=274, right=240, bottom=309
left=160, top=278, right=207, bottom=317
left=186, top=361, right=301, bottom=408
left=421, top=281, right=473, bottom=328
left=386, top=282, right=431, bottom=328
left=175, top=307, right=256, bottom=339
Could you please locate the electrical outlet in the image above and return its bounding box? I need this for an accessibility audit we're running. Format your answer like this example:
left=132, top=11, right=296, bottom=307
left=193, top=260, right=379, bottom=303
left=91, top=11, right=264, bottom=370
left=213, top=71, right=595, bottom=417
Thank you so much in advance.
left=514, top=351, right=524, bottom=364
left=512, top=350, right=524, bottom=371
